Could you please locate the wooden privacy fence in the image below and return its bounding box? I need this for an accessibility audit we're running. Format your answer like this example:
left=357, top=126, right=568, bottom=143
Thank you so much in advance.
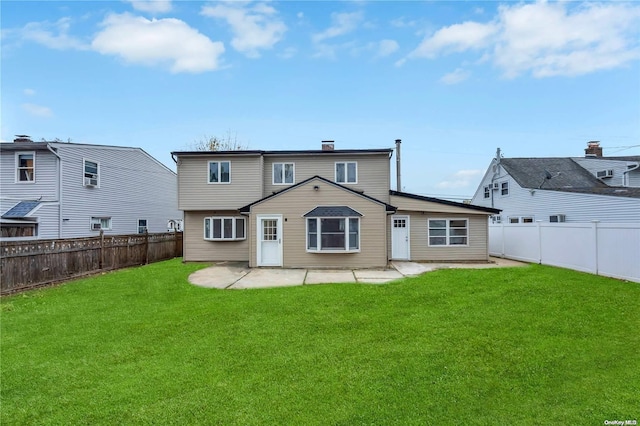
left=0, top=231, right=183, bottom=294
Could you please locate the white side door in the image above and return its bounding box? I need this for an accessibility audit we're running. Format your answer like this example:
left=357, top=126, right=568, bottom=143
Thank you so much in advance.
left=257, top=215, right=283, bottom=266
left=391, top=215, right=410, bottom=260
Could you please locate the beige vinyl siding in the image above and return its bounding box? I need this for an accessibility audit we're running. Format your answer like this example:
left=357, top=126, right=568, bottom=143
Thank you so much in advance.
left=399, top=212, right=489, bottom=261
left=249, top=178, right=388, bottom=268
left=183, top=211, right=249, bottom=262
left=390, top=195, right=487, bottom=215
left=263, top=154, right=391, bottom=203
left=177, top=155, right=263, bottom=210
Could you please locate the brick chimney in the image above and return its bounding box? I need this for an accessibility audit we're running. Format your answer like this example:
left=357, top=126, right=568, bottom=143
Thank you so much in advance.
left=585, top=141, right=602, bottom=157
left=14, top=135, right=33, bottom=143
left=322, top=140, right=334, bottom=151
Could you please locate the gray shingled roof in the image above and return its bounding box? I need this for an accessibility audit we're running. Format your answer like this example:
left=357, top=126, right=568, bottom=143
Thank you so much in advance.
left=500, top=158, right=609, bottom=190
left=304, top=206, right=363, bottom=217
left=2, top=201, right=41, bottom=218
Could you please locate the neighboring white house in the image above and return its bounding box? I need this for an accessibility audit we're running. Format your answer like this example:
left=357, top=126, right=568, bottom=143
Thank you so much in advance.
left=471, top=142, right=640, bottom=224
left=1, top=136, right=182, bottom=240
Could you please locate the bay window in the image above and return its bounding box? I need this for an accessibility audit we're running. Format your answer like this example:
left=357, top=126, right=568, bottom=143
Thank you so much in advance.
left=306, top=217, right=360, bottom=252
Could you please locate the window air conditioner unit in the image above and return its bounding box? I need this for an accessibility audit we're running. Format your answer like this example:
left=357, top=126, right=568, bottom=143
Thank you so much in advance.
left=492, top=182, right=500, bottom=190
left=92, top=223, right=102, bottom=230
left=549, top=214, right=566, bottom=223
left=596, top=169, right=613, bottom=179
left=85, top=177, right=98, bottom=186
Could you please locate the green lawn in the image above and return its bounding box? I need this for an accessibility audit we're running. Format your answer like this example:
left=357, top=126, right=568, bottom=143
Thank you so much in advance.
left=1, top=259, right=638, bottom=425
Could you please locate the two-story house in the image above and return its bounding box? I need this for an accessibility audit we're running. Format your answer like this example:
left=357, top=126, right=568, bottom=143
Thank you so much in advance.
left=172, top=140, right=499, bottom=268
left=1, top=136, right=182, bottom=240
left=471, top=143, right=640, bottom=224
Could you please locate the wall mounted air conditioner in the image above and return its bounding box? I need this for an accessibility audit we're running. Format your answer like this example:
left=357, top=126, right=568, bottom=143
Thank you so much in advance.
left=492, top=182, right=500, bottom=190
left=549, top=214, right=566, bottom=223
left=91, top=223, right=102, bottom=230
left=85, top=177, right=98, bottom=186
left=596, top=169, right=613, bottom=179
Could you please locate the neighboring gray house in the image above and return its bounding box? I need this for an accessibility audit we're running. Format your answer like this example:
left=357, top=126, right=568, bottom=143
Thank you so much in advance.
left=1, top=136, right=182, bottom=240
left=471, top=142, right=640, bottom=223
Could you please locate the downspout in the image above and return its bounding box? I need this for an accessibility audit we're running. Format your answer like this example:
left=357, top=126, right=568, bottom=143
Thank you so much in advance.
left=490, top=147, right=502, bottom=209
left=395, top=139, right=402, bottom=192
left=46, top=143, right=62, bottom=238
left=622, top=162, right=639, bottom=187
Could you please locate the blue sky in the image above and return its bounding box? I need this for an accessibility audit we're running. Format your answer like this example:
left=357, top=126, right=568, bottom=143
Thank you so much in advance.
left=2, top=0, right=639, bottom=199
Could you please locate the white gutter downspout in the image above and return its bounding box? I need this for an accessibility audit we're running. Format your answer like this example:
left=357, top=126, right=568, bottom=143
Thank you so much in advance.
left=46, top=143, right=62, bottom=238
left=622, top=162, right=639, bottom=187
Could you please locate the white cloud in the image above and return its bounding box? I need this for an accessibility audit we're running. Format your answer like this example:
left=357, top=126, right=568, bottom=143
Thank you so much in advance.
left=201, top=2, right=286, bottom=58
left=440, top=68, right=470, bottom=85
left=92, top=13, right=224, bottom=73
left=279, top=47, right=297, bottom=59
left=125, top=0, right=172, bottom=14
left=21, top=17, right=89, bottom=50
left=403, top=1, right=640, bottom=78
left=375, top=39, right=399, bottom=57
left=22, top=103, right=53, bottom=118
left=409, top=21, right=498, bottom=59
left=312, top=11, right=363, bottom=43
left=436, top=169, right=483, bottom=189
left=24, top=89, right=36, bottom=96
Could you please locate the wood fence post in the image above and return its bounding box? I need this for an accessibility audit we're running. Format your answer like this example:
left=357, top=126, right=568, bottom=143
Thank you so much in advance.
left=100, top=230, right=104, bottom=269
left=145, top=229, right=149, bottom=265
left=174, top=229, right=178, bottom=258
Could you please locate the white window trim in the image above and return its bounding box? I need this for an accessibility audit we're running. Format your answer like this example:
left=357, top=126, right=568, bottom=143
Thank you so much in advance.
left=90, top=217, right=112, bottom=231
left=500, top=181, right=509, bottom=196
left=207, top=161, right=231, bottom=184
left=272, top=162, right=295, bottom=185
left=306, top=216, right=361, bottom=253
left=204, top=216, right=246, bottom=241
left=483, top=185, right=490, bottom=199
left=334, top=161, right=358, bottom=184
left=15, top=151, right=36, bottom=183
left=137, top=219, right=148, bottom=234
left=83, top=158, right=100, bottom=187
left=427, top=218, right=469, bottom=247
left=509, top=216, right=535, bottom=224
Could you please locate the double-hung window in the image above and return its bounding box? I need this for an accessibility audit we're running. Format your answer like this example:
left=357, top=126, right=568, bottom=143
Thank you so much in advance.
left=501, top=181, right=509, bottom=196
left=16, top=152, right=35, bottom=182
left=273, top=163, right=294, bottom=185
left=84, top=159, right=99, bottom=186
left=305, top=206, right=361, bottom=252
left=204, top=217, right=245, bottom=241
left=208, top=161, right=231, bottom=184
left=483, top=186, right=490, bottom=198
left=335, top=162, right=357, bottom=184
left=428, top=219, right=468, bottom=246
left=137, top=219, right=148, bottom=234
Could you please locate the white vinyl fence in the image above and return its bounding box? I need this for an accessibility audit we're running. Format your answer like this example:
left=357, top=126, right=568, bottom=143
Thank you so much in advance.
left=489, top=222, right=640, bottom=283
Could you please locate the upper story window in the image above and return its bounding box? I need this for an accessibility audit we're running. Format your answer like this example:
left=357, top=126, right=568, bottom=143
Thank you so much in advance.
left=428, top=219, right=468, bottom=246
left=204, top=217, right=246, bottom=241
left=483, top=185, right=490, bottom=198
left=16, top=152, right=35, bottom=183
left=501, top=181, right=509, bottom=196
left=273, top=163, right=294, bottom=185
left=91, top=217, right=112, bottom=231
left=84, top=159, right=99, bottom=187
left=208, top=161, right=231, bottom=184
left=335, top=162, right=357, bottom=184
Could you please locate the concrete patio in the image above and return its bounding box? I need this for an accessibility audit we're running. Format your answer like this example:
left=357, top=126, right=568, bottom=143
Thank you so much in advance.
left=188, top=257, right=527, bottom=290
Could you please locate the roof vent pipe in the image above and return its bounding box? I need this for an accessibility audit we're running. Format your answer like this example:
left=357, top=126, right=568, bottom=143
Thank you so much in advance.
left=395, top=139, right=402, bottom=192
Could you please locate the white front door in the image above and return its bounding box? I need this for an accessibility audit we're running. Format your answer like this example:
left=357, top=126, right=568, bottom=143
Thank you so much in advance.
left=391, top=215, right=410, bottom=260
left=257, top=215, right=283, bottom=266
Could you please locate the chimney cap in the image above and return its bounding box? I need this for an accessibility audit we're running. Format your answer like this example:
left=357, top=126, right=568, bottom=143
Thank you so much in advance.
left=321, top=140, right=334, bottom=151
left=14, top=135, right=33, bottom=143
